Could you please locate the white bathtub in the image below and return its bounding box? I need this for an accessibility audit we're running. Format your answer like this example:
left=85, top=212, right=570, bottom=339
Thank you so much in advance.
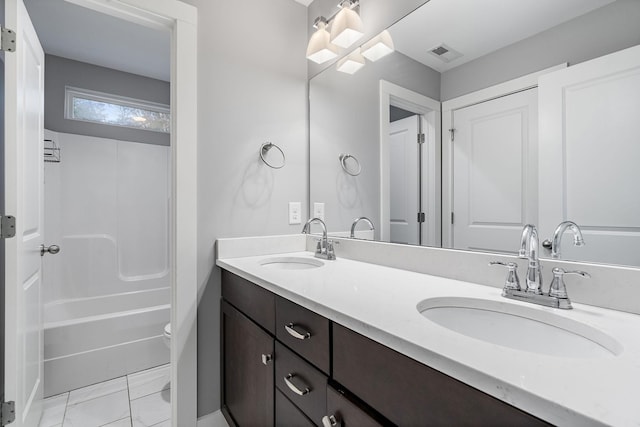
left=44, top=288, right=170, bottom=397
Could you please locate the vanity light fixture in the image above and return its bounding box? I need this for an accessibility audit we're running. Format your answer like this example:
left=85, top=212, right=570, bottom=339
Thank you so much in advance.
left=361, top=30, right=394, bottom=62
left=336, top=48, right=365, bottom=74
left=330, top=0, right=364, bottom=49
left=306, top=17, right=339, bottom=64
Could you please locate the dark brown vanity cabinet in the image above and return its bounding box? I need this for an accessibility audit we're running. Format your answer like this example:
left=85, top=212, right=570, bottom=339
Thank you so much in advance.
left=221, top=270, right=550, bottom=427
left=222, top=271, right=327, bottom=426
left=221, top=300, right=274, bottom=427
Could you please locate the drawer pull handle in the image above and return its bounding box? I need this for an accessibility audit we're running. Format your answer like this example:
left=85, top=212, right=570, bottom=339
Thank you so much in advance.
left=284, top=373, right=310, bottom=396
left=322, top=415, right=341, bottom=427
left=285, top=323, right=311, bottom=340
left=261, top=354, right=272, bottom=365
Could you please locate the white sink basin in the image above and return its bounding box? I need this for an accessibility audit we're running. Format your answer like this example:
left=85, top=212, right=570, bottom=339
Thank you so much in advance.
left=259, top=256, right=324, bottom=270
left=417, top=297, right=622, bottom=358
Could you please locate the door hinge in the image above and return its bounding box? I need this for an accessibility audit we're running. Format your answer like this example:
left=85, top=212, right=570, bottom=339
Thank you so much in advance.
left=1, top=401, right=15, bottom=426
left=449, top=128, right=455, bottom=142
left=451, top=212, right=454, bottom=225
left=417, top=212, right=426, bottom=223
left=417, top=133, right=425, bottom=144
left=1, top=216, right=16, bottom=239
left=1, top=27, right=16, bottom=52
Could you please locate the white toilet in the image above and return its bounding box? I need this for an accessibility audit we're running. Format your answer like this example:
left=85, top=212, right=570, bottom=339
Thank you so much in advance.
left=163, top=323, right=171, bottom=348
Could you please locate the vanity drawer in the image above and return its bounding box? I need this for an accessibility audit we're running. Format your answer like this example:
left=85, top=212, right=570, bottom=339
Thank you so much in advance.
left=276, top=296, right=330, bottom=374
left=333, top=323, right=550, bottom=426
left=325, top=383, right=390, bottom=427
left=275, top=341, right=327, bottom=426
left=276, top=389, right=316, bottom=427
left=222, top=270, right=275, bottom=334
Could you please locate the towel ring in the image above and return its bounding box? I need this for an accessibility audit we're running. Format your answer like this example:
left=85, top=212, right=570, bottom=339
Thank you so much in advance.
left=260, top=142, right=285, bottom=169
left=339, top=153, right=361, bottom=176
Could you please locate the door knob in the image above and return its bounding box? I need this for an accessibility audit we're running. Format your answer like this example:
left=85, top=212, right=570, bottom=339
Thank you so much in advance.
left=40, top=244, right=60, bottom=256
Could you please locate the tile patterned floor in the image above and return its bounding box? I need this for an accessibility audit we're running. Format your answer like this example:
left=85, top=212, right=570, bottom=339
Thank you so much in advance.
left=39, top=364, right=171, bottom=427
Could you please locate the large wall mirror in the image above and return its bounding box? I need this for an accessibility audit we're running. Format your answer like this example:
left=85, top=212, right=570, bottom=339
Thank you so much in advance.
left=309, top=0, right=640, bottom=268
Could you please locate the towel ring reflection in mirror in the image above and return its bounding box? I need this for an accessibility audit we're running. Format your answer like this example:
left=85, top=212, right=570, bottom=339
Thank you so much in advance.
left=260, top=142, right=285, bottom=169
left=339, top=153, right=361, bottom=176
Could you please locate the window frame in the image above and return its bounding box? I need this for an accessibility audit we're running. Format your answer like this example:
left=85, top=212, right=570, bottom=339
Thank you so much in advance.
left=64, top=86, right=171, bottom=133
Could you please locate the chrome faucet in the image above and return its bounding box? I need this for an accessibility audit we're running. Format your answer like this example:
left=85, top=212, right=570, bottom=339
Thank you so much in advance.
left=519, top=224, right=543, bottom=294
left=490, top=224, right=590, bottom=309
left=349, top=216, right=375, bottom=238
left=542, top=221, right=585, bottom=259
left=301, top=218, right=336, bottom=260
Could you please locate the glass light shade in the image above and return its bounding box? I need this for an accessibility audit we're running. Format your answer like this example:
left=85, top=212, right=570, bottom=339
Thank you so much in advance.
left=361, top=30, right=394, bottom=62
left=336, top=48, right=365, bottom=74
left=306, top=22, right=339, bottom=64
left=330, top=5, right=364, bottom=49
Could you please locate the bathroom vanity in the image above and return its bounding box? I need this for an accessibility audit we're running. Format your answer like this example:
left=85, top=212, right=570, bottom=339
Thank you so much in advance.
left=221, top=270, right=548, bottom=426
left=216, top=235, right=640, bottom=427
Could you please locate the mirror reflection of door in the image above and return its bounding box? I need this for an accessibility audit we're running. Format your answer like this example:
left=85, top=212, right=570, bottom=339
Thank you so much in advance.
left=451, top=88, right=538, bottom=253
left=389, top=112, right=420, bottom=245
left=539, top=45, right=640, bottom=266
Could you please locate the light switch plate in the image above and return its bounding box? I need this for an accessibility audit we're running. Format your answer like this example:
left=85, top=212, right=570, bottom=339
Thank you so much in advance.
left=313, top=202, right=325, bottom=221
left=288, top=202, right=302, bottom=225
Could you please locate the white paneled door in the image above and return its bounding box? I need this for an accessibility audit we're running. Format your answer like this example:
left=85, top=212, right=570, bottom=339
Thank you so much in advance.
left=539, top=45, right=640, bottom=266
left=4, top=0, right=45, bottom=425
left=389, top=115, right=420, bottom=245
left=451, top=89, right=538, bottom=253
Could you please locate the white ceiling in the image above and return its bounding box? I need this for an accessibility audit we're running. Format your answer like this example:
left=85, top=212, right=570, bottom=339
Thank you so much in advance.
left=23, top=0, right=170, bottom=81
left=389, top=0, right=615, bottom=72
left=294, top=0, right=313, bottom=6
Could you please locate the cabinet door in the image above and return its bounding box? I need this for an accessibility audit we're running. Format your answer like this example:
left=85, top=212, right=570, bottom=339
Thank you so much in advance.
left=222, top=301, right=274, bottom=427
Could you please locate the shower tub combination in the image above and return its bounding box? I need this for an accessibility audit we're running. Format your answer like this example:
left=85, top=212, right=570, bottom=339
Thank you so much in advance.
left=43, top=288, right=170, bottom=396
left=43, top=131, right=171, bottom=396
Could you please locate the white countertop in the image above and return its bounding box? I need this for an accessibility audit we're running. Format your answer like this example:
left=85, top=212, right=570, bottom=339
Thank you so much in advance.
left=217, top=249, right=640, bottom=427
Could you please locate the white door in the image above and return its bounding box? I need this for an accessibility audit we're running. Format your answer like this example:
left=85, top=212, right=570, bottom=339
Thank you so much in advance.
left=389, top=115, right=420, bottom=245
left=451, top=89, right=538, bottom=253
left=539, top=45, right=640, bottom=266
left=4, top=0, right=45, bottom=425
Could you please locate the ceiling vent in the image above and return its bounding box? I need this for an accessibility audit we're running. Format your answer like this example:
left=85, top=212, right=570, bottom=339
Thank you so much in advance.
left=427, top=43, right=462, bottom=63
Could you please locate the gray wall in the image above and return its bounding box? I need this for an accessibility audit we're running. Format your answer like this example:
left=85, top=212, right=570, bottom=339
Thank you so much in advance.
left=308, top=0, right=429, bottom=78
left=179, top=0, right=309, bottom=418
left=44, top=55, right=170, bottom=145
left=310, top=51, right=439, bottom=237
left=441, top=0, right=640, bottom=100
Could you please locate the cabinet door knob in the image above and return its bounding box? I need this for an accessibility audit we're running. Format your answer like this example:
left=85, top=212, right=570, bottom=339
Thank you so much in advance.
left=322, top=415, right=341, bottom=427
left=285, top=323, right=311, bottom=340
left=284, top=373, right=310, bottom=396
left=261, top=354, right=272, bottom=365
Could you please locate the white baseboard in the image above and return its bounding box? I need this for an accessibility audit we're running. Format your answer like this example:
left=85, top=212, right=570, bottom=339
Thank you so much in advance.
left=197, top=410, right=229, bottom=427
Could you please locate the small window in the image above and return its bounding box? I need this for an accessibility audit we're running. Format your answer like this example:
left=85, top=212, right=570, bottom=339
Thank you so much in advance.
left=65, top=87, right=170, bottom=133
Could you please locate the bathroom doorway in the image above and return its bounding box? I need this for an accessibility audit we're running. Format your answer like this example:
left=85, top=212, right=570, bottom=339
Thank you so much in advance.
left=26, top=0, right=172, bottom=424
left=379, top=80, right=442, bottom=247
left=4, top=0, right=197, bottom=425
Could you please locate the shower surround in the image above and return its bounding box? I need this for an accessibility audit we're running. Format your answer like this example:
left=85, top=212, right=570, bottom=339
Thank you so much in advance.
left=42, top=130, right=170, bottom=396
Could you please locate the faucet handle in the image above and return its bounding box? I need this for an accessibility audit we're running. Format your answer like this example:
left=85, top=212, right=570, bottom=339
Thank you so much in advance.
left=549, top=268, right=590, bottom=299
left=489, top=261, right=521, bottom=292
left=326, top=240, right=336, bottom=260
